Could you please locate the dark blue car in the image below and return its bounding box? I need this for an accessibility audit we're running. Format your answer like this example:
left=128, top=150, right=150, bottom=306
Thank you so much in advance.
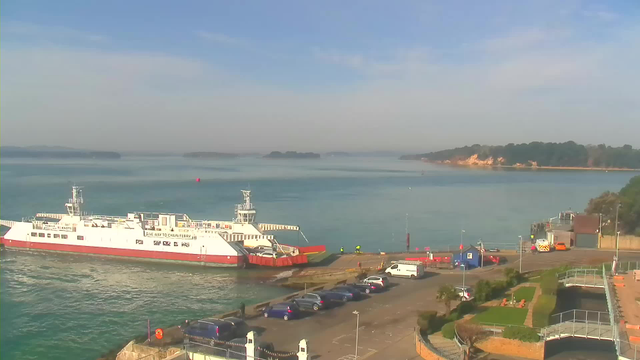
left=182, top=318, right=235, bottom=341
left=263, top=302, right=301, bottom=321
left=319, top=286, right=362, bottom=302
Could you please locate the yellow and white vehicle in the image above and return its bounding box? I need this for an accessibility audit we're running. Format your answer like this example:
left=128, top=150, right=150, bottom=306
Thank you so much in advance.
left=535, top=239, right=551, bottom=253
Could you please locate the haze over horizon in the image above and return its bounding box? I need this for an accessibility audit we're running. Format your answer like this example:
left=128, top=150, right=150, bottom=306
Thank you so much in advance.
left=1, top=1, right=639, bottom=153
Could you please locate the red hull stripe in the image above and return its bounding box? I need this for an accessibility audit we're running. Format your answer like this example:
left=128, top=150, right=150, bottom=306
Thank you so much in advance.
left=0, top=238, right=242, bottom=266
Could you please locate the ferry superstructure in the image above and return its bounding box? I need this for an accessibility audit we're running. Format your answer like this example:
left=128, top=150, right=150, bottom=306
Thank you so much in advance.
left=0, top=186, right=303, bottom=267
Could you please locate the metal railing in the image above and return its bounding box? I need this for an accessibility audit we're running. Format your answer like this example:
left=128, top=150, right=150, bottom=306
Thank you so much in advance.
left=415, top=327, right=453, bottom=360
left=557, top=268, right=604, bottom=288
left=549, top=309, right=611, bottom=326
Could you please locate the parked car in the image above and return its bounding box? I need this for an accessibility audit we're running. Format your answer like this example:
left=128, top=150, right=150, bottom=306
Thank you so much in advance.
left=222, top=317, right=249, bottom=338
left=263, top=302, right=301, bottom=320
left=362, top=275, right=389, bottom=288
left=555, top=242, right=568, bottom=251
left=349, top=282, right=381, bottom=294
left=292, top=292, right=328, bottom=311
left=257, top=250, right=277, bottom=258
left=488, top=248, right=500, bottom=253
left=455, top=286, right=473, bottom=301
left=385, top=261, right=424, bottom=279
left=319, top=286, right=362, bottom=302
left=182, top=318, right=236, bottom=341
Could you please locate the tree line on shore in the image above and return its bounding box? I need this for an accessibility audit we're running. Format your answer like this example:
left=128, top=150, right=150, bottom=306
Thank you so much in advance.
left=401, top=141, right=640, bottom=169
left=585, top=175, right=640, bottom=236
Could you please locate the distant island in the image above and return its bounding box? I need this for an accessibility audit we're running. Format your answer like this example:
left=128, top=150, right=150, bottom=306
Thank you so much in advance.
left=400, top=142, right=640, bottom=170
left=184, top=152, right=239, bottom=159
left=264, top=151, right=321, bottom=159
left=325, top=152, right=350, bottom=157
left=1, top=146, right=121, bottom=159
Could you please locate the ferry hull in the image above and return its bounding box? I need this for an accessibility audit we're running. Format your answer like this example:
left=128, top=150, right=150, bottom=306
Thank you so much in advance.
left=0, top=237, right=245, bottom=268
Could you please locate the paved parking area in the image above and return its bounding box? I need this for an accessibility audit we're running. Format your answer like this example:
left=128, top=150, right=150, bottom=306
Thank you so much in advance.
left=244, top=249, right=640, bottom=359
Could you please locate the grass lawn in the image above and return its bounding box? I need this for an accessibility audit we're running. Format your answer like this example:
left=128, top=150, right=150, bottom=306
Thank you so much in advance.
left=472, top=307, right=528, bottom=325
left=514, top=286, right=536, bottom=302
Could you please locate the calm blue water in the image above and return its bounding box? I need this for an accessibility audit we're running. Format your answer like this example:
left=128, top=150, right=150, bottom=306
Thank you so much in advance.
left=0, top=156, right=635, bottom=360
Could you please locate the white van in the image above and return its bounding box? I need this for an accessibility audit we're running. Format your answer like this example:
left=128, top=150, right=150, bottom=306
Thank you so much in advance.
left=385, top=261, right=425, bottom=279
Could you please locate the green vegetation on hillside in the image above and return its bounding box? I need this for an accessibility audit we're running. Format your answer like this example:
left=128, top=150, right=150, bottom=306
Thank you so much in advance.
left=400, top=142, right=640, bottom=169
left=264, top=151, right=321, bottom=159
left=585, top=175, right=640, bottom=235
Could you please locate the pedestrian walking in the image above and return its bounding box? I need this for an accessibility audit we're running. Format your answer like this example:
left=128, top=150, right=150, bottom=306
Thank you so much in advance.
left=239, top=302, right=245, bottom=319
left=340, top=246, right=344, bottom=255
left=530, top=244, right=537, bottom=255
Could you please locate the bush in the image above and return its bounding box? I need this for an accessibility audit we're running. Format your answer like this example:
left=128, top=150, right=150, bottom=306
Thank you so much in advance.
left=446, top=311, right=461, bottom=322
left=474, top=280, right=493, bottom=303
left=417, top=310, right=438, bottom=332
left=442, top=322, right=456, bottom=340
left=532, top=294, right=557, bottom=327
left=457, top=301, right=475, bottom=316
left=491, top=280, right=508, bottom=297
left=504, top=268, right=522, bottom=287
left=503, top=326, right=540, bottom=342
left=540, top=273, right=559, bottom=295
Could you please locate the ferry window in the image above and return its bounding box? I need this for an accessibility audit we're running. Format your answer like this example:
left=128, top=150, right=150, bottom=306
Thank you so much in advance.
left=61, top=234, right=68, bottom=239
left=136, top=240, right=143, bottom=245
left=181, top=242, right=190, bottom=247
left=54, top=234, right=60, bottom=239
left=77, top=235, right=84, bottom=240
left=163, top=241, right=171, bottom=246
left=174, top=242, right=178, bottom=246
left=47, top=233, right=51, bottom=238
left=154, top=241, right=161, bottom=246
left=39, top=233, right=45, bottom=238
left=31, top=232, right=37, bottom=237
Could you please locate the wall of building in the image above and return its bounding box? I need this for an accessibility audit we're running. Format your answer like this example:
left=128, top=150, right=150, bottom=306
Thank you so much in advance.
left=475, top=337, right=544, bottom=360
left=599, top=235, right=640, bottom=250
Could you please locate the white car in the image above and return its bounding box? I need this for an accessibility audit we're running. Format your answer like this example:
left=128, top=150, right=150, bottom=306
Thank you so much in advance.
left=257, top=250, right=277, bottom=258
left=362, top=275, right=389, bottom=288
left=455, top=286, right=473, bottom=301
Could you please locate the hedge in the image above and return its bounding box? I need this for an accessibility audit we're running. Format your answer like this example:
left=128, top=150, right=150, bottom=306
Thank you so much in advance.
left=457, top=301, right=475, bottom=316
left=532, top=294, right=557, bottom=327
left=503, top=326, right=540, bottom=342
left=417, top=310, right=439, bottom=333
left=442, top=322, right=456, bottom=340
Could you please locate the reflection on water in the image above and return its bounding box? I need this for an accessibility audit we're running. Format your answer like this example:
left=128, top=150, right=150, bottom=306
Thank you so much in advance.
left=545, top=337, right=616, bottom=360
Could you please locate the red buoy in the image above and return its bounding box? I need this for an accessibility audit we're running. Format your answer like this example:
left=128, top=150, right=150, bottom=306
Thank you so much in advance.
left=155, top=328, right=164, bottom=340
left=196, top=178, right=201, bottom=182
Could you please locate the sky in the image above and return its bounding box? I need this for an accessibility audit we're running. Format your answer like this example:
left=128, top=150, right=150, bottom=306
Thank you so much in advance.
left=1, top=1, right=639, bottom=153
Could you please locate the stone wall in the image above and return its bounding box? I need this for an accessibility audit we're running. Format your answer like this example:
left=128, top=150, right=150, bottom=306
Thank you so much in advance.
left=599, top=235, right=640, bottom=250
left=116, top=341, right=181, bottom=360
left=414, top=332, right=446, bottom=360
left=476, top=337, right=544, bottom=360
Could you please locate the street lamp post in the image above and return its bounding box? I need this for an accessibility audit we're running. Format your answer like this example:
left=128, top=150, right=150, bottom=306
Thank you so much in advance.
left=460, top=229, right=465, bottom=287
left=477, top=239, right=484, bottom=268
left=519, top=236, right=523, bottom=273
left=614, top=204, right=621, bottom=260
left=353, top=310, right=360, bottom=359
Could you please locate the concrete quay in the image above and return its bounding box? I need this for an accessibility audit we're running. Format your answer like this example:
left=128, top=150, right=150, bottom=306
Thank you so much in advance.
left=110, top=249, right=640, bottom=360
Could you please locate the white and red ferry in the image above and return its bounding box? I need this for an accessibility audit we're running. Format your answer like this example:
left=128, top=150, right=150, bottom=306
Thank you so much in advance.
left=0, top=186, right=311, bottom=267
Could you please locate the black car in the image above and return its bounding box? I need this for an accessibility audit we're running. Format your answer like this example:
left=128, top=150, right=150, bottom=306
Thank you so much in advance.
left=349, top=282, right=381, bottom=294
left=222, top=317, right=249, bottom=338
left=292, top=292, right=328, bottom=311
left=319, top=286, right=362, bottom=301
